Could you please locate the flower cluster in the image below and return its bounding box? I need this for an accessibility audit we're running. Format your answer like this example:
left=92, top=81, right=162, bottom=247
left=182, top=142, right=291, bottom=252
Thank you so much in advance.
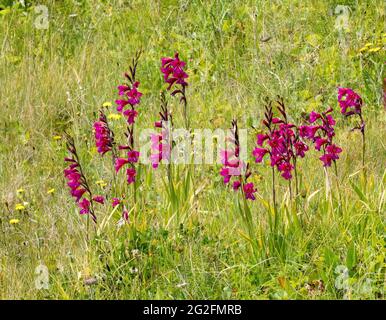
left=337, top=87, right=363, bottom=116
left=115, top=81, right=141, bottom=124
left=253, top=100, right=308, bottom=180
left=113, top=52, right=142, bottom=185
left=64, top=134, right=103, bottom=222
left=299, top=107, right=342, bottom=167
left=93, top=110, right=115, bottom=156
left=161, top=52, right=188, bottom=91
left=150, top=92, right=172, bottom=169
left=115, top=51, right=143, bottom=124
left=220, top=119, right=256, bottom=200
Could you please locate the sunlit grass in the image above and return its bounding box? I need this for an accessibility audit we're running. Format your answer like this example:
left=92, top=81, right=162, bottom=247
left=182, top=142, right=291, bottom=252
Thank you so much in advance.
left=0, top=0, right=384, bottom=299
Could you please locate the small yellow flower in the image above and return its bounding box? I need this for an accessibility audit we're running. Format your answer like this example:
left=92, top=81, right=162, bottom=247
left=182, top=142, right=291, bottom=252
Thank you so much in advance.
left=102, top=102, right=112, bottom=107
left=16, top=188, right=25, bottom=194
left=368, top=47, right=381, bottom=53
left=96, top=180, right=107, bottom=188
left=52, top=135, right=62, bottom=141
left=9, top=219, right=20, bottom=225
left=15, top=203, right=25, bottom=211
left=107, top=113, right=122, bottom=120
left=47, top=188, right=55, bottom=194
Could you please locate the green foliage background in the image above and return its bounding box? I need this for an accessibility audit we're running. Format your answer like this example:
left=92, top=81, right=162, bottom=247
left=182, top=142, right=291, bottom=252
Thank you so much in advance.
left=0, top=0, right=385, bottom=299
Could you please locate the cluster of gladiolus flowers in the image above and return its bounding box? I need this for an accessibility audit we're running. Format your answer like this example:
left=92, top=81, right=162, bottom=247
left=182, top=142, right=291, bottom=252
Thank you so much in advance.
left=115, top=51, right=143, bottom=124
left=161, top=53, right=189, bottom=128
left=161, top=52, right=188, bottom=92
left=150, top=93, right=172, bottom=169
left=220, top=119, right=257, bottom=200
left=337, top=87, right=365, bottom=132
left=64, top=134, right=104, bottom=222
left=299, top=107, right=342, bottom=167
left=337, top=87, right=363, bottom=116
left=113, top=52, right=142, bottom=185
left=253, top=100, right=309, bottom=180
left=93, top=111, right=115, bottom=156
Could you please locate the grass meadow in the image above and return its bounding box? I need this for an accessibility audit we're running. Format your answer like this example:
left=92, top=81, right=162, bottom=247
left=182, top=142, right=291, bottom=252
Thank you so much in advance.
left=0, top=0, right=385, bottom=299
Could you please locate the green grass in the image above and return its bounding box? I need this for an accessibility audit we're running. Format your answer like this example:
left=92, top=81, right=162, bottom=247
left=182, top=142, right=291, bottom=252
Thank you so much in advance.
left=0, top=0, right=385, bottom=299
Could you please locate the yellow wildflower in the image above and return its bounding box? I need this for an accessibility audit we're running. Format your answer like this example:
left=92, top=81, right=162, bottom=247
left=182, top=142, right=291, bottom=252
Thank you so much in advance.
left=368, top=47, right=381, bottom=53
left=96, top=180, right=107, bottom=188
left=9, top=219, right=20, bottom=225
left=16, top=188, right=25, bottom=194
left=52, top=135, right=62, bottom=140
left=107, top=113, right=122, bottom=120
left=15, top=203, right=25, bottom=211
left=102, top=102, right=112, bottom=107
left=47, top=188, right=55, bottom=194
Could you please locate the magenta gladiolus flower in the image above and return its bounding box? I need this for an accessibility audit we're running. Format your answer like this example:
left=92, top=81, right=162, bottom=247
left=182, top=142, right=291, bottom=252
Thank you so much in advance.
left=161, top=53, right=188, bottom=90
left=122, top=209, right=129, bottom=222
left=301, top=107, right=342, bottom=167
left=256, top=133, right=269, bottom=146
left=92, top=195, right=105, bottom=204
left=252, top=147, right=268, bottom=163
left=93, top=111, right=115, bottom=156
left=278, top=161, right=294, bottom=180
left=254, top=98, right=310, bottom=182
left=337, top=87, right=363, bottom=115
left=126, top=168, right=136, bottom=184
left=326, top=144, right=342, bottom=160
left=243, top=183, right=257, bottom=200
left=220, top=167, right=231, bottom=184
left=115, top=78, right=142, bottom=124
left=78, top=198, right=90, bottom=215
left=115, top=99, right=129, bottom=112
left=127, top=150, right=140, bottom=163
left=127, top=82, right=142, bottom=105
left=314, top=137, right=328, bottom=151
left=64, top=136, right=97, bottom=223
left=319, top=153, right=334, bottom=167
left=112, top=198, right=121, bottom=208
left=309, top=111, right=321, bottom=123
left=294, top=141, right=309, bottom=158
left=232, top=180, right=242, bottom=190
left=115, top=158, right=129, bottom=172
left=123, top=109, right=138, bottom=124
